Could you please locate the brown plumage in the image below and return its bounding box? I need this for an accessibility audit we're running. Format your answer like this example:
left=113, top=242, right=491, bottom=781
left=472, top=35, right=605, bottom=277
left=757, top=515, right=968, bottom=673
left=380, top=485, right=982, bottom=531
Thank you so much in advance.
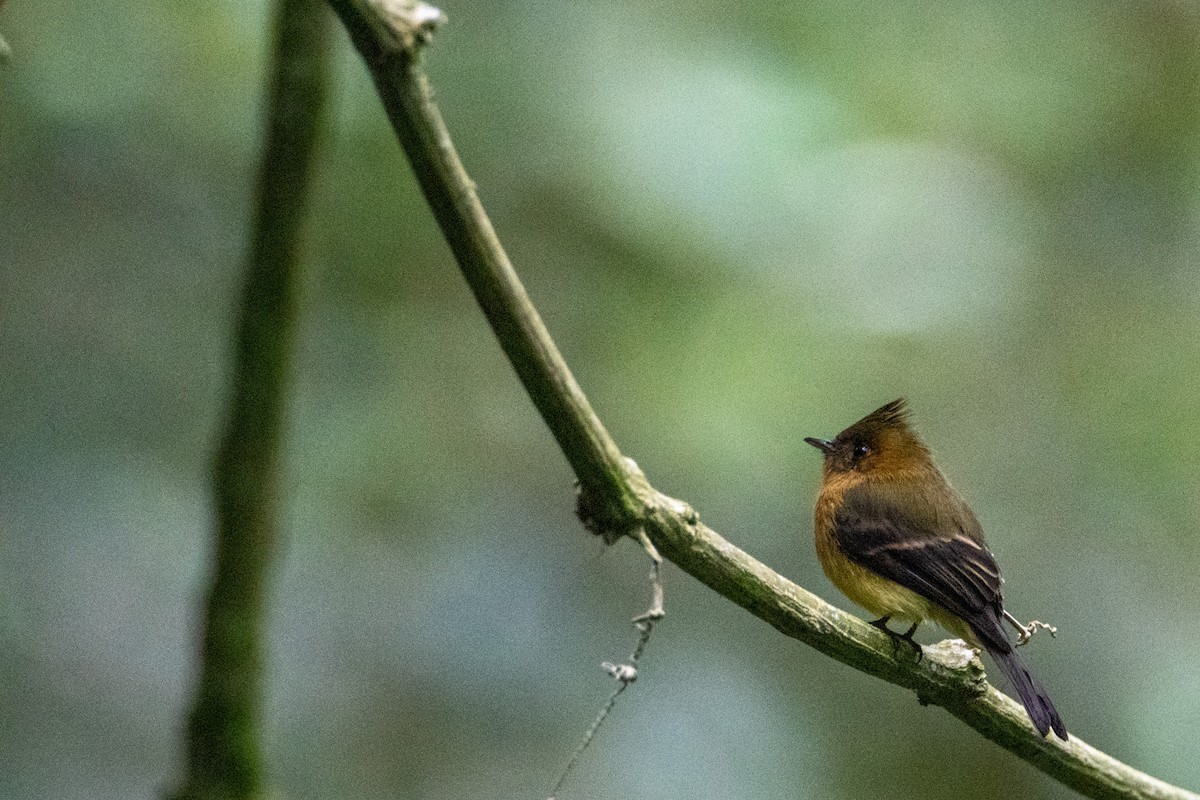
left=805, top=399, right=1066, bottom=739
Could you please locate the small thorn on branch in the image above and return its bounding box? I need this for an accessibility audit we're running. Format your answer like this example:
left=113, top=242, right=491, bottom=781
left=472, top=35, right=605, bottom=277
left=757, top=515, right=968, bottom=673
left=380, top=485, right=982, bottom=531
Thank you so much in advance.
left=1002, top=610, right=1058, bottom=646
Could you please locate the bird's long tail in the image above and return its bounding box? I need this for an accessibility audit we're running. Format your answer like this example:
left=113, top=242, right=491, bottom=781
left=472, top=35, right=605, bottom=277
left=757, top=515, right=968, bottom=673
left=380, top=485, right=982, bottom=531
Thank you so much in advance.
left=983, top=640, right=1067, bottom=739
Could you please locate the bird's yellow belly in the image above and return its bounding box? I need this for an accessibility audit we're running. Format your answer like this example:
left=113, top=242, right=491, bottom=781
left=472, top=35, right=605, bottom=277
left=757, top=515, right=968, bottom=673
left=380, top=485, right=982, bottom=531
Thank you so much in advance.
left=816, top=531, right=932, bottom=621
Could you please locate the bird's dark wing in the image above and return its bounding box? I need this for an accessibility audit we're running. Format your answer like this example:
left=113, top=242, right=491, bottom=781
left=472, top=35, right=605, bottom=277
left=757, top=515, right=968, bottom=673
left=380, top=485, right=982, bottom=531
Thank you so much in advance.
left=833, top=479, right=1006, bottom=643
left=835, top=480, right=1064, bottom=737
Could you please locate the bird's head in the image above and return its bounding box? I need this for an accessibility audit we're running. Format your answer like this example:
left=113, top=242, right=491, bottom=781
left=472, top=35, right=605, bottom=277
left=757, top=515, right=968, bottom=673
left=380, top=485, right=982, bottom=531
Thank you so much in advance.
left=805, top=398, right=931, bottom=476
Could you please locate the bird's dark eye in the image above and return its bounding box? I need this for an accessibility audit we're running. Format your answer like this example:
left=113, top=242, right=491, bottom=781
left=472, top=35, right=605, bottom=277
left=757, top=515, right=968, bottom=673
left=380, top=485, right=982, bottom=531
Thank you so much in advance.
left=853, top=444, right=870, bottom=460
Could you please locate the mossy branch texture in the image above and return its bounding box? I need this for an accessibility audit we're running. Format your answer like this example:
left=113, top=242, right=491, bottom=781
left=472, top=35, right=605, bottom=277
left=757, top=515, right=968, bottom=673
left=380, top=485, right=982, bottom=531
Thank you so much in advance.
left=172, top=1, right=331, bottom=799
left=327, top=3, right=1199, bottom=800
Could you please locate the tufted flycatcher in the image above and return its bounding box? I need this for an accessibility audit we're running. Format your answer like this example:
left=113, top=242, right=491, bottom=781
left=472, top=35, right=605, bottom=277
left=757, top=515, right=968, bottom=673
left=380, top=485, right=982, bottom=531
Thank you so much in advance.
left=805, top=399, right=1066, bottom=739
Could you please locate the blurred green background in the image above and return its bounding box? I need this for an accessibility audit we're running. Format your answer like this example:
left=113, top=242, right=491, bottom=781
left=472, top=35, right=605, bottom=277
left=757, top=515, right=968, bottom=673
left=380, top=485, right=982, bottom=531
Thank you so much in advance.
left=3, top=1, right=1200, bottom=798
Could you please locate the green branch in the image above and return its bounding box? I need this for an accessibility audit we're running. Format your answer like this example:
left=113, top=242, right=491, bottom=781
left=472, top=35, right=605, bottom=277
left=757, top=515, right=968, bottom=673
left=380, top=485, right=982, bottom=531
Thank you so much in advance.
left=325, top=3, right=1199, bottom=799
left=326, top=0, right=643, bottom=538
left=171, top=1, right=330, bottom=798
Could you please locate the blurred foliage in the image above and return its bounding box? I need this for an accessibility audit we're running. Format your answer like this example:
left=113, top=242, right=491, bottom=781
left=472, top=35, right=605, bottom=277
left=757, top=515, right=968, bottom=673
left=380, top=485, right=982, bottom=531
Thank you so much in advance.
left=2, top=1, right=1200, bottom=799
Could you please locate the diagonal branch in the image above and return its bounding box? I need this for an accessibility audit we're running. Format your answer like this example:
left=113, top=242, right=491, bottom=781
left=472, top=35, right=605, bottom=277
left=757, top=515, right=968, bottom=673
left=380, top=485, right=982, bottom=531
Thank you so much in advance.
left=325, top=0, right=643, bottom=540
left=325, top=3, right=1199, bottom=800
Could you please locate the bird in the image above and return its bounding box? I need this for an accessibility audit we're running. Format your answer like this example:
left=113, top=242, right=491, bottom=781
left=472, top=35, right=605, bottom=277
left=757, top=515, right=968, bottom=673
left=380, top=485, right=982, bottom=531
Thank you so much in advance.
left=804, top=399, right=1067, bottom=739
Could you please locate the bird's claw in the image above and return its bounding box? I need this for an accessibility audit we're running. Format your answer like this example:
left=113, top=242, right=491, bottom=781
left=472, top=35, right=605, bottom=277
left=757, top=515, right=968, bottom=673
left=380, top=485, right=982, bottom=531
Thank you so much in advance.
left=870, top=616, right=923, bottom=662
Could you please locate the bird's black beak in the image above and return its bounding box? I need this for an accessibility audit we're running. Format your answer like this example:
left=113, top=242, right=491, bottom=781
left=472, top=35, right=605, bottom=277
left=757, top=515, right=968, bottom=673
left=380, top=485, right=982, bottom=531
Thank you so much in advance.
left=804, top=437, right=835, bottom=454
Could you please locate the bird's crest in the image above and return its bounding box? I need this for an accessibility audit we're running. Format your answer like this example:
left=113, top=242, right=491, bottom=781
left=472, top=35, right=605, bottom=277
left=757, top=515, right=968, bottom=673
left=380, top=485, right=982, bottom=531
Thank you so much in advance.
left=835, top=398, right=928, bottom=463
left=855, top=398, right=911, bottom=431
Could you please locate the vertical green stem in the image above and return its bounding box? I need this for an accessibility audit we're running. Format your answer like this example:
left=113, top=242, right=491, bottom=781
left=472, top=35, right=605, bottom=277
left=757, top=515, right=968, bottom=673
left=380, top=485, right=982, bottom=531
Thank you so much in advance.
left=172, top=1, right=330, bottom=798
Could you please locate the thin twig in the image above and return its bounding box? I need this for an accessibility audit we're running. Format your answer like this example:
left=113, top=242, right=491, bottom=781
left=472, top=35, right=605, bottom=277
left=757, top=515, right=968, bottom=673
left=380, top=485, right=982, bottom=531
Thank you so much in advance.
left=548, top=529, right=666, bottom=800
left=1004, top=610, right=1058, bottom=646
left=632, top=526, right=665, bottom=624
left=325, top=3, right=1200, bottom=799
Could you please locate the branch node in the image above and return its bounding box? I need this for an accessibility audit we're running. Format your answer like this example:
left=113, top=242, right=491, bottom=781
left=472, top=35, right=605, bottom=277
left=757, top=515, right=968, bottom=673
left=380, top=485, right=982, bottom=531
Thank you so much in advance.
left=575, top=484, right=639, bottom=545
left=922, top=639, right=989, bottom=697
left=653, top=491, right=699, bottom=526
left=374, top=0, right=446, bottom=52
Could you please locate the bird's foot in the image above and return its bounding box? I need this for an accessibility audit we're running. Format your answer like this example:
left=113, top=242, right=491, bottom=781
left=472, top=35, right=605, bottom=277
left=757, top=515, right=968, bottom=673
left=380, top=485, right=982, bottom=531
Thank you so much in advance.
left=870, top=616, right=923, bottom=662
